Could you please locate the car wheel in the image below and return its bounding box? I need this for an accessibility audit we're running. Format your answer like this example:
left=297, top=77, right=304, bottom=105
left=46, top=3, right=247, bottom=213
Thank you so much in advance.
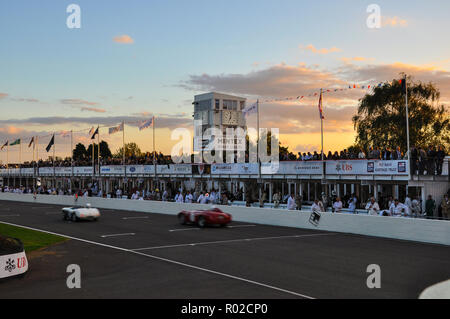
left=178, top=214, right=186, bottom=225
left=197, top=216, right=206, bottom=228
left=63, top=213, right=68, bottom=221
left=71, top=213, right=77, bottom=222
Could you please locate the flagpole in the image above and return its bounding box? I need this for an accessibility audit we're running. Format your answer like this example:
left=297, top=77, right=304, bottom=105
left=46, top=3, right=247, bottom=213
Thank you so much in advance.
left=153, top=117, right=156, bottom=179
left=122, top=121, right=125, bottom=166
left=257, top=99, right=261, bottom=179
left=405, top=75, right=411, bottom=182
left=320, top=89, right=324, bottom=162
left=53, top=133, right=56, bottom=190
left=97, top=125, right=100, bottom=174
left=70, top=130, right=73, bottom=193
left=19, top=138, right=22, bottom=187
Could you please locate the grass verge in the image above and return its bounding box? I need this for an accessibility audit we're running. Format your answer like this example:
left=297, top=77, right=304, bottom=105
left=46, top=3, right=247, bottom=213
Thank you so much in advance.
left=0, top=223, right=67, bottom=252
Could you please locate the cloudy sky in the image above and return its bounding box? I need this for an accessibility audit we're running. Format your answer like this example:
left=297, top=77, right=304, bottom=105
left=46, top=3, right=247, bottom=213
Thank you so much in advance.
left=1, top=0, right=450, bottom=163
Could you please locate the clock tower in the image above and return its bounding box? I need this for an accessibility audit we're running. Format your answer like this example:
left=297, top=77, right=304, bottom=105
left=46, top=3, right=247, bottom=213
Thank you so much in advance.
left=193, top=92, right=247, bottom=151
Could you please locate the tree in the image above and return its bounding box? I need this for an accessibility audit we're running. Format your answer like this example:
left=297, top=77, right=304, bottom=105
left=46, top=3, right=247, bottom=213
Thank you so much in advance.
left=114, top=142, right=142, bottom=158
left=87, top=141, right=113, bottom=160
left=352, top=76, right=449, bottom=152
left=73, top=143, right=87, bottom=161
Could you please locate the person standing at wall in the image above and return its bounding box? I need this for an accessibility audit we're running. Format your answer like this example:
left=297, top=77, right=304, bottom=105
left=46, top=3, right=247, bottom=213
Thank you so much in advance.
left=365, top=197, right=380, bottom=216
left=425, top=195, right=436, bottom=219
left=440, top=194, right=449, bottom=220
left=287, top=193, right=296, bottom=210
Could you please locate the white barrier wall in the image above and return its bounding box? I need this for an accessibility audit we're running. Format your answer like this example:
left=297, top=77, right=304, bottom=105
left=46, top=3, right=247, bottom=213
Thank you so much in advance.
left=0, top=193, right=449, bottom=246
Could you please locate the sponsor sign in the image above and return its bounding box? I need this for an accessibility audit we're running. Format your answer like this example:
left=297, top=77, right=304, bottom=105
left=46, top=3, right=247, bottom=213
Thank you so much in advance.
left=211, top=163, right=259, bottom=175
left=326, top=160, right=409, bottom=175
left=262, top=162, right=322, bottom=175
left=73, top=167, right=93, bottom=175
left=0, top=251, right=28, bottom=279
left=55, top=167, right=72, bottom=175
left=100, top=166, right=125, bottom=174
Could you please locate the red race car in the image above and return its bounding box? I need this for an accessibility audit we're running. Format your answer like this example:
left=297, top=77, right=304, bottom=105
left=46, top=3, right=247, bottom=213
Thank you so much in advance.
left=178, top=207, right=232, bottom=228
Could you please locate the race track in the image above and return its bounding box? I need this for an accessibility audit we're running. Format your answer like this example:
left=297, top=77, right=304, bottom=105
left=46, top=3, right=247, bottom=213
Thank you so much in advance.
left=0, top=200, right=449, bottom=299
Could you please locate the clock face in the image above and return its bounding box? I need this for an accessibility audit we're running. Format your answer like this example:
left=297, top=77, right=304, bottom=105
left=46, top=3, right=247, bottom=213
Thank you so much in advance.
left=222, top=110, right=232, bottom=124
left=223, top=110, right=238, bottom=125
left=230, top=112, right=239, bottom=125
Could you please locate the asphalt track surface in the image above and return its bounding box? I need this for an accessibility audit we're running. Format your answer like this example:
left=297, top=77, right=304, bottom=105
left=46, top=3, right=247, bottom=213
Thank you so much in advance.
left=0, top=200, right=449, bottom=299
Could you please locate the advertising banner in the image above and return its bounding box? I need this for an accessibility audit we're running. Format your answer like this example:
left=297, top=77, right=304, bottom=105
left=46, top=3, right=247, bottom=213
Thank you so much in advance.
left=0, top=251, right=28, bottom=279
left=326, top=160, right=408, bottom=175
left=211, top=163, right=259, bottom=175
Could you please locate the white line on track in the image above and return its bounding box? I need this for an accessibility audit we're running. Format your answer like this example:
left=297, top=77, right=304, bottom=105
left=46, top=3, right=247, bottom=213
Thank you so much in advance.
left=227, top=225, right=256, bottom=229
left=122, top=217, right=149, bottom=220
left=133, top=233, right=336, bottom=251
left=169, top=228, right=201, bottom=232
left=0, top=214, right=20, bottom=217
left=101, top=233, right=136, bottom=238
left=0, top=220, right=315, bottom=299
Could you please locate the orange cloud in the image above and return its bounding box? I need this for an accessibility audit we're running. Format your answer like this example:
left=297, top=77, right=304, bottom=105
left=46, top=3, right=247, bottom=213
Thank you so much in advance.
left=300, top=44, right=341, bottom=55
left=113, top=35, right=134, bottom=44
left=0, top=126, right=25, bottom=135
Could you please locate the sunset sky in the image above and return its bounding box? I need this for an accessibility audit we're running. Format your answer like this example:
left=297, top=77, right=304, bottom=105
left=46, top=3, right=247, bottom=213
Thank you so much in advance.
left=1, top=0, right=450, bottom=163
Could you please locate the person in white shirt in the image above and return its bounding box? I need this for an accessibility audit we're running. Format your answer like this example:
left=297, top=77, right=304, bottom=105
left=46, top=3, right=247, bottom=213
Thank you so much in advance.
left=311, top=199, right=323, bottom=213
left=175, top=192, right=184, bottom=203
left=197, top=192, right=209, bottom=204
left=162, top=190, right=168, bottom=202
left=185, top=191, right=193, bottom=203
left=411, top=197, right=422, bottom=218
left=365, top=197, right=380, bottom=216
left=389, top=199, right=409, bottom=217
left=287, top=194, right=296, bottom=210
left=332, top=197, right=343, bottom=213
left=348, top=194, right=357, bottom=214
left=404, top=194, right=412, bottom=217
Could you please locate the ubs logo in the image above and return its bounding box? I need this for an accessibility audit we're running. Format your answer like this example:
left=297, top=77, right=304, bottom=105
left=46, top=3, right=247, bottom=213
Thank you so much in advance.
left=336, top=163, right=353, bottom=172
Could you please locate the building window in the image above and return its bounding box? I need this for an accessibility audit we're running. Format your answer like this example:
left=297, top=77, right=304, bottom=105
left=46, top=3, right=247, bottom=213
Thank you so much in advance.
left=240, top=101, right=245, bottom=110
left=223, top=100, right=237, bottom=111
left=215, top=99, right=220, bottom=110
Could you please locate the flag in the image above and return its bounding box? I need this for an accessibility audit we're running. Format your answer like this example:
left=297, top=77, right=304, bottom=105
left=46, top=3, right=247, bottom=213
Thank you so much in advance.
left=88, top=127, right=95, bottom=135
left=109, top=123, right=124, bottom=135
left=1, top=141, right=8, bottom=150
left=46, top=135, right=55, bottom=152
left=28, top=137, right=35, bottom=148
left=318, top=91, right=325, bottom=120
left=243, top=103, right=257, bottom=117
left=91, top=127, right=99, bottom=140
left=139, top=118, right=153, bottom=131
left=10, top=139, right=21, bottom=146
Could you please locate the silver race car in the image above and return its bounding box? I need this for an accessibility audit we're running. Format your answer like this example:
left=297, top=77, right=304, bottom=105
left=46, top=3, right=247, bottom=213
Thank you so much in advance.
left=62, top=204, right=100, bottom=222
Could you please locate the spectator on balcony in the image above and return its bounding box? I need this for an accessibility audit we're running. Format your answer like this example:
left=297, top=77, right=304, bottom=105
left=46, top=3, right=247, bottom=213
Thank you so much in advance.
left=365, top=197, right=380, bottom=216
left=392, top=146, right=402, bottom=160
left=418, top=147, right=428, bottom=175
left=436, top=145, right=446, bottom=175
left=382, top=146, right=391, bottom=161
left=358, top=149, right=366, bottom=159
left=427, top=145, right=437, bottom=176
